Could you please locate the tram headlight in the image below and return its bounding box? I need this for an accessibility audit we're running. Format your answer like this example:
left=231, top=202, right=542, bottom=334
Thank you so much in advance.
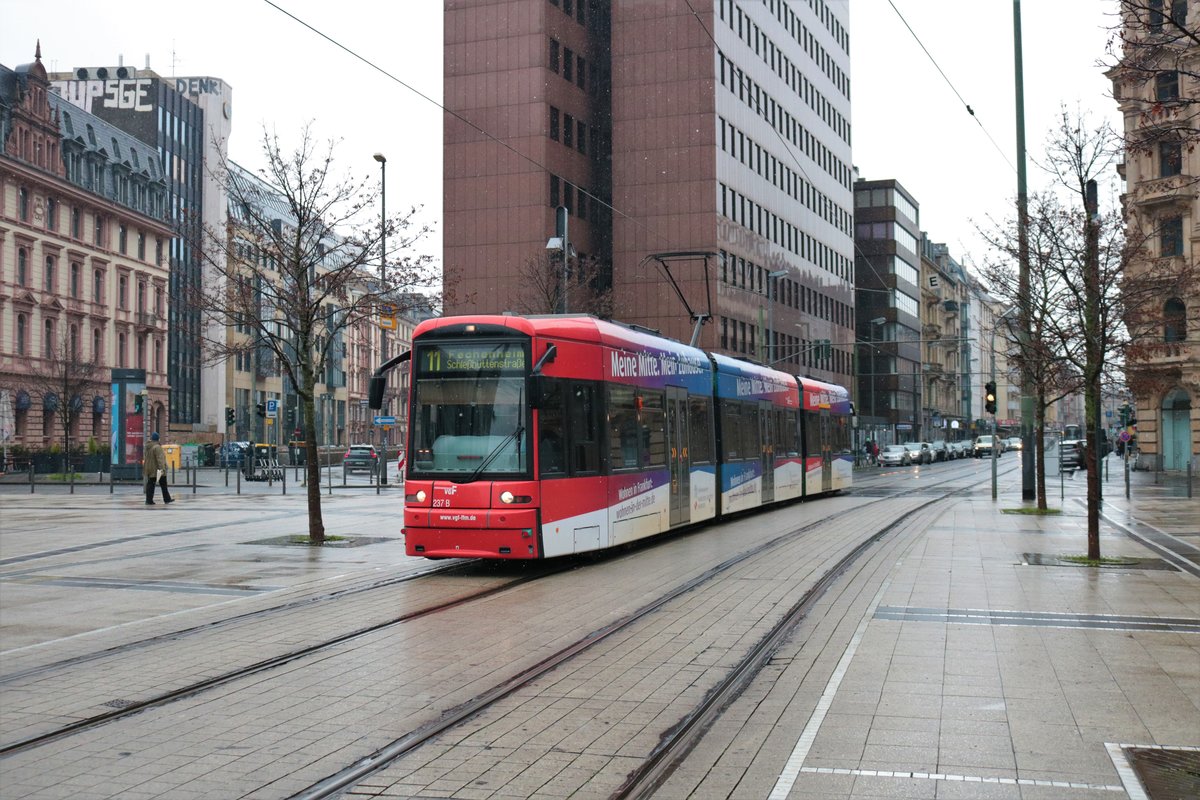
left=415, top=490, right=427, bottom=503
left=500, top=491, right=514, bottom=504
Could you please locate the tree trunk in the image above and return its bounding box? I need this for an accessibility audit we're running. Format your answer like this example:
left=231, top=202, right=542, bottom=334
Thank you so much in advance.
left=1085, top=377, right=1101, bottom=560
left=1035, top=387, right=1047, bottom=511
left=300, top=389, right=325, bottom=544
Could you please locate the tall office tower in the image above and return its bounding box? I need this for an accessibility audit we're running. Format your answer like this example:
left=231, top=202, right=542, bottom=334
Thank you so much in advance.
left=854, top=178, right=922, bottom=444
left=50, top=65, right=232, bottom=432
left=444, top=0, right=854, bottom=385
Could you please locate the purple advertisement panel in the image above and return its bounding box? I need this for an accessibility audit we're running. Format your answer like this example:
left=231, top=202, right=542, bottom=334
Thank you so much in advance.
left=604, top=345, right=711, bottom=393
left=711, top=354, right=798, bottom=407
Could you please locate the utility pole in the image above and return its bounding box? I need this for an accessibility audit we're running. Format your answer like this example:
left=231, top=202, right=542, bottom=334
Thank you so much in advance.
left=1014, top=0, right=1036, bottom=500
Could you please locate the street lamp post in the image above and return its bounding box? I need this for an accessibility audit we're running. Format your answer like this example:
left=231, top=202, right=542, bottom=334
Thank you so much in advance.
left=373, top=153, right=388, bottom=486
left=766, top=270, right=787, bottom=363
left=867, top=317, right=885, bottom=445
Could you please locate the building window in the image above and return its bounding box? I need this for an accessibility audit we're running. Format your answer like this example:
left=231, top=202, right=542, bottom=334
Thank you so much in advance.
left=563, top=48, right=574, bottom=82
left=155, top=238, right=163, bottom=266
left=564, top=183, right=574, bottom=214
left=16, top=314, right=27, bottom=355
left=44, top=255, right=56, bottom=292
left=1159, top=140, right=1182, bottom=177
left=137, top=334, right=146, bottom=368
left=549, top=38, right=560, bottom=73
left=550, top=106, right=560, bottom=141
left=69, top=324, right=80, bottom=360
left=1156, top=71, right=1179, bottom=101
left=94, top=215, right=105, bottom=247
left=93, top=327, right=103, bottom=362
left=577, top=120, right=586, bottom=154
left=137, top=232, right=146, bottom=260
left=1164, top=297, right=1187, bottom=342
left=93, top=269, right=103, bottom=302
left=154, top=339, right=162, bottom=373
left=118, top=332, right=127, bottom=367
left=119, top=224, right=128, bottom=254
left=46, top=197, right=57, bottom=231
left=19, top=187, right=29, bottom=221
left=550, top=174, right=560, bottom=207
left=72, top=207, right=81, bottom=238
left=119, top=275, right=128, bottom=309
left=564, top=114, right=574, bottom=147
left=1161, top=216, right=1184, bottom=256
left=576, top=55, right=585, bottom=89
left=70, top=262, right=81, bottom=298
left=138, top=281, right=147, bottom=313
left=44, top=319, right=55, bottom=357
left=155, top=286, right=164, bottom=315
left=17, top=248, right=28, bottom=285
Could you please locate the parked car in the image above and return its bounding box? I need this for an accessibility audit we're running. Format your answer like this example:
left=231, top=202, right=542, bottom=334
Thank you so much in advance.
left=973, top=435, right=997, bottom=458
left=343, top=444, right=379, bottom=474
left=1060, top=438, right=1086, bottom=470
left=879, top=444, right=912, bottom=466
left=929, top=440, right=949, bottom=462
left=950, top=441, right=968, bottom=459
left=903, top=442, right=931, bottom=465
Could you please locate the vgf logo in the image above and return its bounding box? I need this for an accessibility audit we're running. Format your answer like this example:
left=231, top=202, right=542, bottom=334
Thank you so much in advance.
left=437, top=485, right=458, bottom=495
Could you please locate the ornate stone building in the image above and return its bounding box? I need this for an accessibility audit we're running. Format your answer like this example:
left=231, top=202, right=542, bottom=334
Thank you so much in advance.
left=1109, top=0, right=1199, bottom=470
left=1, top=44, right=171, bottom=458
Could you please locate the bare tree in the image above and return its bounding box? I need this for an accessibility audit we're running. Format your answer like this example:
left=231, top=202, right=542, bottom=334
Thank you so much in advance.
left=24, top=334, right=102, bottom=472
left=513, top=251, right=613, bottom=317
left=985, top=109, right=1193, bottom=556
left=1106, top=0, right=1200, bottom=186
left=194, top=125, right=437, bottom=543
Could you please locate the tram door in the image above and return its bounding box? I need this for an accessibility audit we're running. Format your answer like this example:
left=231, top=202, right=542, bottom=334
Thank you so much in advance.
left=666, top=387, right=690, bottom=527
left=760, top=401, right=775, bottom=503
left=820, top=409, right=833, bottom=492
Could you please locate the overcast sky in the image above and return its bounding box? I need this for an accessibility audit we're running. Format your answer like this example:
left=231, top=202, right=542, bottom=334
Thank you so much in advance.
left=3, top=0, right=1121, bottom=277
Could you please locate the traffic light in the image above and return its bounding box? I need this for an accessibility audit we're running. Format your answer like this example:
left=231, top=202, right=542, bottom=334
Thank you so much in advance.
left=225, top=407, right=235, bottom=427
left=255, top=402, right=266, bottom=418
left=133, top=394, right=144, bottom=414
left=984, top=381, right=997, bottom=414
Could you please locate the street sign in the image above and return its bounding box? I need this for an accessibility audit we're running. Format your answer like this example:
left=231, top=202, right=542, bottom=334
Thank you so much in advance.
left=374, top=415, right=396, bottom=425
left=265, top=399, right=278, bottom=419
left=1119, top=430, right=1131, bottom=442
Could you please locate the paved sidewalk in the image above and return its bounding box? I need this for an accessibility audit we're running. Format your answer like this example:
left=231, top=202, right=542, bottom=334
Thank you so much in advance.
left=724, top=462, right=1200, bottom=800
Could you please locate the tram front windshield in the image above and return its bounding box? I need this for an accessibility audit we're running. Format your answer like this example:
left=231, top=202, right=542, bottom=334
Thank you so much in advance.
left=410, top=341, right=530, bottom=479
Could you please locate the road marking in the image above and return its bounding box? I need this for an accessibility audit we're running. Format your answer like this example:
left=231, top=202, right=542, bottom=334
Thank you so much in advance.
left=796, top=766, right=1124, bottom=792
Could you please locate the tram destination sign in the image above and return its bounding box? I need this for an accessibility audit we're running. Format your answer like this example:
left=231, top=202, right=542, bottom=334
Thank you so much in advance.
left=419, top=343, right=526, bottom=374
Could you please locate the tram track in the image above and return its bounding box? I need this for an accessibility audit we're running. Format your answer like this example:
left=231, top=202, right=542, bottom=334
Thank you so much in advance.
left=287, top=469, right=995, bottom=800
left=0, top=463, right=1004, bottom=780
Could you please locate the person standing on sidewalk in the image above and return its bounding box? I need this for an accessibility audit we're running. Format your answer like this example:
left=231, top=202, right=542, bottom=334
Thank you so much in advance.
left=144, top=432, right=173, bottom=505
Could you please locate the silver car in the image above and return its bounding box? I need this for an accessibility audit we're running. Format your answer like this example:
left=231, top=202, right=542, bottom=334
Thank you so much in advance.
left=878, top=444, right=911, bottom=466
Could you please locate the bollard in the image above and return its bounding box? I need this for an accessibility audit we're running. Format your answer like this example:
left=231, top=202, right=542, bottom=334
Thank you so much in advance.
left=1189, top=461, right=1194, bottom=500
left=110, top=468, right=114, bottom=494
left=29, top=463, right=34, bottom=494
left=236, top=463, right=241, bottom=495
left=70, top=464, right=75, bottom=495
left=282, top=464, right=286, bottom=496
left=192, top=465, right=197, bottom=494
left=1125, top=455, right=1130, bottom=500
left=225, top=462, right=229, bottom=487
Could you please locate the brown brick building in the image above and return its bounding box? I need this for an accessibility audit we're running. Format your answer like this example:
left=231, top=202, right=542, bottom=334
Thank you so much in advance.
left=444, top=0, right=854, bottom=385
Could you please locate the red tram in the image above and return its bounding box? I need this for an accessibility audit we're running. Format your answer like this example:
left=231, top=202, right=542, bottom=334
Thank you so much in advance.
left=390, top=315, right=852, bottom=559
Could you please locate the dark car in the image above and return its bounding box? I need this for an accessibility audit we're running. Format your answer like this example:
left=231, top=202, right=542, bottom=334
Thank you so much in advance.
left=343, top=444, right=379, bottom=474
left=929, top=440, right=949, bottom=462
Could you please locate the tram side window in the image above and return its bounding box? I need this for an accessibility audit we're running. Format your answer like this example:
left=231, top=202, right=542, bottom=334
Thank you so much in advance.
left=640, top=390, right=666, bottom=468
left=720, top=401, right=740, bottom=460
left=539, top=379, right=567, bottom=477
left=688, top=396, right=713, bottom=464
left=609, top=385, right=640, bottom=470
left=832, top=413, right=851, bottom=454
left=802, top=410, right=820, bottom=453
left=742, top=402, right=761, bottom=460
left=784, top=410, right=799, bottom=457
left=569, top=382, right=601, bottom=474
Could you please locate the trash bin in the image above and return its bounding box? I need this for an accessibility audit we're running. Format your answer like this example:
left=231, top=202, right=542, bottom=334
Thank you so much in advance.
left=161, top=444, right=181, bottom=470
left=289, top=441, right=307, bottom=466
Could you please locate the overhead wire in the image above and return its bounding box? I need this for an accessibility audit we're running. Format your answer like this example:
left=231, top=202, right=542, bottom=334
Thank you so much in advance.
left=259, top=0, right=660, bottom=247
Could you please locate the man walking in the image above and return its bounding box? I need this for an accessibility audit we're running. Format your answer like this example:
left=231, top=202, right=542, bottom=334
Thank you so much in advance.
left=144, top=432, right=173, bottom=505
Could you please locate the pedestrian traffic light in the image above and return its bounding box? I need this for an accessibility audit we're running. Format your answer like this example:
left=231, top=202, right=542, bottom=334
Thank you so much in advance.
left=225, top=407, right=235, bottom=427
left=255, top=402, right=265, bottom=418
left=984, top=381, right=997, bottom=414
